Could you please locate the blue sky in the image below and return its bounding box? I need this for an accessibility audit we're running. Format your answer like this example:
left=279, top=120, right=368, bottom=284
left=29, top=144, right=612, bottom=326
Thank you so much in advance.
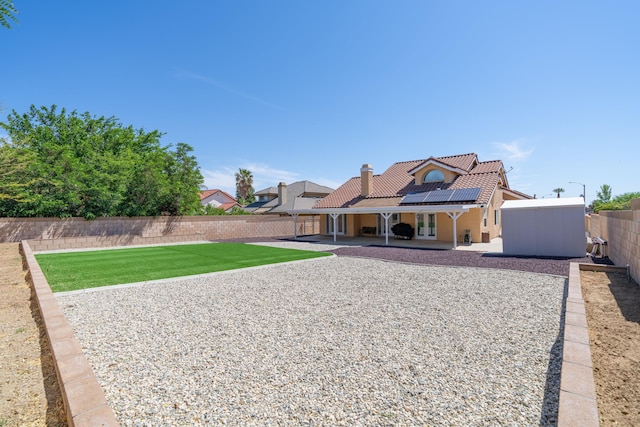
left=2, top=1, right=639, bottom=202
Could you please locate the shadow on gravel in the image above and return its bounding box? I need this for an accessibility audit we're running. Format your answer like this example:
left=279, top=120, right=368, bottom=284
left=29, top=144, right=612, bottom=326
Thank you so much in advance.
left=330, top=245, right=592, bottom=277
left=539, top=279, right=568, bottom=426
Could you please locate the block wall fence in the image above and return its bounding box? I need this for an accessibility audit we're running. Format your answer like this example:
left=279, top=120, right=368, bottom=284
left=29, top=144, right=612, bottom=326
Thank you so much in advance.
left=586, top=198, right=640, bottom=283
left=0, top=215, right=319, bottom=251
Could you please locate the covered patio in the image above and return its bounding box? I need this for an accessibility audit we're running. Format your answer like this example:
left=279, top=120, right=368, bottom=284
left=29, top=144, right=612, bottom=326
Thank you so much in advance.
left=290, top=233, right=504, bottom=253
left=287, top=205, right=483, bottom=249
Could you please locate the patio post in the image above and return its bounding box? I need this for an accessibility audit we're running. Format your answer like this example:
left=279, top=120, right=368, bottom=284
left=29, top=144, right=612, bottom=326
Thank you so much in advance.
left=379, top=212, right=392, bottom=246
left=446, top=211, right=464, bottom=249
left=330, top=213, right=339, bottom=242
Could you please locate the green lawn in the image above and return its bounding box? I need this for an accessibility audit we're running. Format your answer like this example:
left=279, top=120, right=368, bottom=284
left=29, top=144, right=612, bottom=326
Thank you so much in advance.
left=36, top=243, right=331, bottom=293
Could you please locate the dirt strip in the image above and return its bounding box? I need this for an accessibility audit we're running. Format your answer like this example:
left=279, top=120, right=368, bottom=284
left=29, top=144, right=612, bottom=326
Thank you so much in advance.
left=0, top=243, right=66, bottom=427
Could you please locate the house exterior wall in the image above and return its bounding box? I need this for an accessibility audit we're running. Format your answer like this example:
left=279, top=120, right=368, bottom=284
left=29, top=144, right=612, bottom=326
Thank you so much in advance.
left=319, top=210, right=486, bottom=243
left=202, top=192, right=234, bottom=206
left=414, top=166, right=458, bottom=185
left=586, top=199, right=640, bottom=282
left=484, top=188, right=504, bottom=239
left=502, top=205, right=586, bottom=257
left=0, top=216, right=307, bottom=251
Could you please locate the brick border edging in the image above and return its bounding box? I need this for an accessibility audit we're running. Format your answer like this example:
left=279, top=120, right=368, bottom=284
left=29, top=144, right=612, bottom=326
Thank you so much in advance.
left=557, top=263, right=600, bottom=426
left=21, top=240, right=119, bottom=427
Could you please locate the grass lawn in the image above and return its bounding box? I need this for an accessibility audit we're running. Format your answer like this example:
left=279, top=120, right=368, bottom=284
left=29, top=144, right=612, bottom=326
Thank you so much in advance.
left=36, top=242, right=331, bottom=293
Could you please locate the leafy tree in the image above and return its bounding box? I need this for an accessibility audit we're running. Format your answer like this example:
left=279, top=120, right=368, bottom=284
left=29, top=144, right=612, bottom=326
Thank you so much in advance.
left=0, top=105, right=203, bottom=218
left=235, top=168, right=254, bottom=206
left=160, top=142, right=203, bottom=215
left=552, top=187, right=565, bottom=198
left=0, top=0, right=18, bottom=29
left=0, top=139, right=35, bottom=205
left=593, top=191, right=640, bottom=212
left=595, top=184, right=612, bottom=203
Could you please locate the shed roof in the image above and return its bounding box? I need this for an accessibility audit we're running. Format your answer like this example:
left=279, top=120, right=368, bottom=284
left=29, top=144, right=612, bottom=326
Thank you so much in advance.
left=501, top=197, right=584, bottom=210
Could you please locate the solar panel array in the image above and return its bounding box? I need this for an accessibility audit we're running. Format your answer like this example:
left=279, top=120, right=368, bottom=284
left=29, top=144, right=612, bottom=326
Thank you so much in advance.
left=400, top=187, right=482, bottom=204
left=449, top=187, right=481, bottom=202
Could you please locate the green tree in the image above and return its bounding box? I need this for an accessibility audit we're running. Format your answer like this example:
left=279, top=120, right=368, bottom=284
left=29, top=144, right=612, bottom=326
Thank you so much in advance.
left=0, top=105, right=203, bottom=218
left=0, top=139, right=35, bottom=205
left=235, top=168, right=254, bottom=206
left=594, top=191, right=640, bottom=212
left=160, top=142, right=203, bottom=215
left=595, top=184, right=612, bottom=203
left=0, top=0, right=18, bottom=29
left=552, top=187, right=565, bottom=198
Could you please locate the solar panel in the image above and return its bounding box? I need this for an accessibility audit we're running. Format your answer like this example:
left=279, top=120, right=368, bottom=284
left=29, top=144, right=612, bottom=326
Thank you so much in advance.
left=449, top=187, right=481, bottom=202
left=423, top=189, right=455, bottom=203
left=400, top=192, right=428, bottom=204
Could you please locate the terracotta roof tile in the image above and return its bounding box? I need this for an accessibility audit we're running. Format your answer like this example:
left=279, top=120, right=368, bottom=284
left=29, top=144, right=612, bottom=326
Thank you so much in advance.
left=449, top=172, right=500, bottom=204
left=470, top=160, right=503, bottom=174
left=199, top=189, right=237, bottom=202
left=434, top=153, right=478, bottom=171
left=314, top=154, right=515, bottom=209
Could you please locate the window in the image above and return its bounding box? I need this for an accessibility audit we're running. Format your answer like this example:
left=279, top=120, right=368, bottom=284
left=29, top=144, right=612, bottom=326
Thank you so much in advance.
left=424, top=170, right=445, bottom=183
left=326, top=214, right=346, bottom=235
left=494, top=209, right=499, bottom=225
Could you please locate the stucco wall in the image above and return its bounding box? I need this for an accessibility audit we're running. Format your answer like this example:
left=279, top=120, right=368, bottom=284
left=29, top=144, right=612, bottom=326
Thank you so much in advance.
left=0, top=215, right=319, bottom=251
left=586, top=199, right=640, bottom=282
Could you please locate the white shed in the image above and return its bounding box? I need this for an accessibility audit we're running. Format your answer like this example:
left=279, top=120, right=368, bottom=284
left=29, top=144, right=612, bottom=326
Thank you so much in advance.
left=501, top=197, right=586, bottom=257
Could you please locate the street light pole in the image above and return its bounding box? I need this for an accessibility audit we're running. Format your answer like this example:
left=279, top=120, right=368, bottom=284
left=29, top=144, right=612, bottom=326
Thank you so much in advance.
left=569, top=181, right=586, bottom=213
left=569, top=181, right=586, bottom=200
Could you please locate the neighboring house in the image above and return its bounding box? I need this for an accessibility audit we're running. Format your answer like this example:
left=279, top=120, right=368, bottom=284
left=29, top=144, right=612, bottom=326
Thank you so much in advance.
left=199, top=189, right=240, bottom=212
left=244, top=181, right=334, bottom=214
left=289, top=153, right=531, bottom=247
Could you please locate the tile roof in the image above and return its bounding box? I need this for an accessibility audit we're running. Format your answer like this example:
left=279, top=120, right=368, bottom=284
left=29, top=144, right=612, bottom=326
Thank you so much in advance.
left=314, top=153, right=517, bottom=209
left=470, top=160, right=503, bottom=174
left=199, top=189, right=237, bottom=202
left=251, top=180, right=335, bottom=213
left=219, top=201, right=239, bottom=211
left=254, top=186, right=278, bottom=196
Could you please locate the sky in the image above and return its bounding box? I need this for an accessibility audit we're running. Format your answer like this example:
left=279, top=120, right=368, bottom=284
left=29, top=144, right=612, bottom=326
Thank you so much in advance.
left=2, top=1, right=639, bottom=203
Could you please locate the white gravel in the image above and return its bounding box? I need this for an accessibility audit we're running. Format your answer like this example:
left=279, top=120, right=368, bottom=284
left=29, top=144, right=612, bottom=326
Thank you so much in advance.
left=57, top=255, right=564, bottom=426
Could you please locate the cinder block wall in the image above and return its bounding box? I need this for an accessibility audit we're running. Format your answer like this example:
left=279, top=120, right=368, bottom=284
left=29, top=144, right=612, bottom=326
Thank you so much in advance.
left=586, top=199, right=640, bottom=282
left=0, top=215, right=320, bottom=251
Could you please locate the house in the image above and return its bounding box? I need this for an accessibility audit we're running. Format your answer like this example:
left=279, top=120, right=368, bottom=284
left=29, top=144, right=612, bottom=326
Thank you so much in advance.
left=288, top=153, right=531, bottom=247
left=244, top=181, right=334, bottom=214
left=199, top=189, right=240, bottom=212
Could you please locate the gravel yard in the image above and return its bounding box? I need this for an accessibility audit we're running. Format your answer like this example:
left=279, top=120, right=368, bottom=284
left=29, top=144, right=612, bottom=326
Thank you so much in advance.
left=58, top=252, right=566, bottom=426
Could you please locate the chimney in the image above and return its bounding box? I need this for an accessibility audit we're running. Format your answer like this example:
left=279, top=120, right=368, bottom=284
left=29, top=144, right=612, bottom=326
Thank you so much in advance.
left=361, top=164, right=373, bottom=197
left=278, top=182, right=287, bottom=205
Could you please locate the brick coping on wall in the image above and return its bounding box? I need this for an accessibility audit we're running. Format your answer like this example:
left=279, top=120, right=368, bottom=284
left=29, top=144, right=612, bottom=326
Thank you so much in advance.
left=21, top=240, right=120, bottom=427
left=557, top=263, right=607, bottom=427
left=23, top=240, right=611, bottom=427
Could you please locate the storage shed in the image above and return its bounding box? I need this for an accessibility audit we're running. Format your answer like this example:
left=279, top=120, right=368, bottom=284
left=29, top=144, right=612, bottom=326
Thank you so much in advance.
left=501, top=197, right=586, bottom=257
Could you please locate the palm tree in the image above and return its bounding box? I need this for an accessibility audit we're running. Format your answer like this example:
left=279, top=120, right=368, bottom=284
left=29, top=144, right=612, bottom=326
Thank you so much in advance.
left=552, top=187, right=565, bottom=198
left=0, top=0, right=19, bottom=29
left=235, top=168, right=254, bottom=206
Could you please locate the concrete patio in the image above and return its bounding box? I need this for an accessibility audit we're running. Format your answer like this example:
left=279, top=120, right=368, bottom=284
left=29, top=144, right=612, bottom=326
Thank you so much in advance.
left=292, top=234, right=504, bottom=253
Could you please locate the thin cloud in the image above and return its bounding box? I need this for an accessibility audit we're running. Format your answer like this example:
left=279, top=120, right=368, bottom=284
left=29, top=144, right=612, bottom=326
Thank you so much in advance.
left=492, top=140, right=534, bottom=161
left=175, top=70, right=282, bottom=110
left=202, top=163, right=301, bottom=195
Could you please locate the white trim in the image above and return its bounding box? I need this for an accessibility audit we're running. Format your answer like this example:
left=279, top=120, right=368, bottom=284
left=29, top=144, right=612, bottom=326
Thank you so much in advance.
left=416, top=212, right=437, bottom=240
left=407, top=159, right=467, bottom=176
left=288, top=204, right=478, bottom=215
